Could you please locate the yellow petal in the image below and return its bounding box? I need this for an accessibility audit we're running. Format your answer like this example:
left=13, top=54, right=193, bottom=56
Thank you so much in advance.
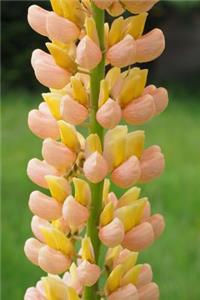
left=45, top=175, right=71, bottom=203
left=81, top=237, right=95, bottom=263
left=115, top=199, right=147, bottom=232
left=125, top=13, right=148, bottom=39
left=118, top=186, right=141, bottom=208
left=104, top=126, right=128, bottom=168
left=121, top=264, right=142, bottom=286
left=71, top=76, right=88, bottom=106
left=42, top=92, right=62, bottom=120
left=73, top=178, right=91, bottom=206
left=121, top=251, right=139, bottom=274
left=103, top=178, right=111, bottom=203
left=119, top=68, right=148, bottom=106
left=133, top=69, right=148, bottom=99
left=98, top=79, right=110, bottom=107
left=60, top=0, right=85, bottom=28
left=66, top=286, right=80, bottom=300
left=43, top=276, right=67, bottom=300
left=108, top=17, right=125, bottom=47
left=105, top=246, right=122, bottom=269
left=50, top=0, right=63, bottom=16
left=58, top=120, right=80, bottom=152
left=41, top=227, right=74, bottom=256
left=69, top=262, right=78, bottom=283
left=104, top=22, right=109, bottom=49
left=85, top=134, right=102, bottom=157
left=106, top=264, right=123, bottom=293
left=85, top=17, right=99, bottom=45
left=126, top=130, right=145, bottom=159
left=100, top=202, right=114, bottom=226
left=105, top=67, right=121, bottom=90
left=46, top=42, right=77, bottom=73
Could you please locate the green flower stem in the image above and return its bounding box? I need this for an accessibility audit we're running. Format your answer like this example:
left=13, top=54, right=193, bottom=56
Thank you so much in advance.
left=84, top=3, right=105, bottom=300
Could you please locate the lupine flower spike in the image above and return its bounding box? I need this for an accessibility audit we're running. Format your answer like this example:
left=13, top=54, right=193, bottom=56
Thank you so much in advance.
left=24, top=1, right=168, bottom=299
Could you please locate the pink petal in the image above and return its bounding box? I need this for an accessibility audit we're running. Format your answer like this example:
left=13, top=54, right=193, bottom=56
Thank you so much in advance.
left=136, top=29, right=165, bottom=63
left=61, top=95, right=88, bottom=125
left=38, top=246, right=71, bottom=274
left=99, top=217, right=125, bottom=247
left=111, top=156, right=141, bottom=188
left=62, top=196, right=89, bottom=227
left=77, top=260, right=101, bottom=287
left=108, top=284, right=139, bottom=300
left=106, top=35, right=136, bottom=68
left=140, top=146, right=165, bottom=182
left=123, top=94, right=156, bottom=125
left=76, top=36, right=102, bottom=70
left=138, top=282, right=159, bottom=300
left=83, top=152, right=108, bottom=183
left=27, top=158, right=59, bottom=189
left=24, top=238, right=43, bottom=265
left=122, top=222, right=154, bottom=251
left=96, top=98, right=122, bottom=129
left=146, top=214, right=165, bottom=239
left=31, top=215, right=51, bottom=242
left=27, top=5, right=48, bottom=36
left=31, top=49, right=71, bottom=89
left=28, top=109, right=59, bottom=140
left=42, top=138, right=76, bottom=171
left=46, top=12, right=80, bottom=44
left=29, top=190, right=62, bottom=220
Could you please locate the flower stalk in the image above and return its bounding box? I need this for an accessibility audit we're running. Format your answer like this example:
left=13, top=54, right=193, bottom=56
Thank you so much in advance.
left=84, top=5, right=105, bottom=299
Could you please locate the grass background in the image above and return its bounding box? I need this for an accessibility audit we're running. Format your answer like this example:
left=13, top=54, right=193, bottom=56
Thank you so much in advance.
left=2, top=89, right=200, bottom=299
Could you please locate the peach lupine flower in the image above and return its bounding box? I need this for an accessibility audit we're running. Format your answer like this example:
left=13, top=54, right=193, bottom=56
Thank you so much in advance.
left=105, top=13, right=165, bottom=67
left=98, top=179, right=165, bottom=250
left=25, top=178, right=92, bottom=274
left=83, top=127, right=165, bottom=187
left=24, top=275, right=81, bottom=300
left=96, top=67, right=168, bottom=129
left=93, top=0, right=159, bottom=16
left=104, top=249, right=159, bottom=300
left=24, top=0, right=168, bottom=299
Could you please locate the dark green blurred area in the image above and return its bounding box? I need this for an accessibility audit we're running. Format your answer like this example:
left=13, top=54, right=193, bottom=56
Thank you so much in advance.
left=1, top=1, right=200, bottom=300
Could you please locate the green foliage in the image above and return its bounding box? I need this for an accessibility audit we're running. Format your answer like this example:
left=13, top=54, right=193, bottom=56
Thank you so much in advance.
left=2, top=89, right=200, bottom=299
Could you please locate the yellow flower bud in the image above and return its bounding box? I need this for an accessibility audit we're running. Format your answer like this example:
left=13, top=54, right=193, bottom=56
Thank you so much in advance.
left=115, top=199, right=147, bottom=232
left=108, top=17, right=125, bottom=47
left=73, top=177, right=91, bottom=206
left=126, top=130, right=145, bottom=159
left=58, top=121, right=80, bottom=152
left=41, top=227, right=74, bottom=256
left=121, top=264, right=142, bottom=286
left=67, top=286, right=80, bottom=300
left=85, top=134, right=102, bottom=157
left=98, top=79, right=110, bottom=107
left=118, top=186, right=141, bottom=208
left=45, top=175, right=71, bottom=203
left=81, top=237, right=95, bottom=263
left=43, top=276, right=68, bottom=300
left=103, top=178, right=111, bottom=203
left=85, top=17, right=99, bottom=45
left=46, top=42, right=77, bottom=73
left=106, top=264, right=123, bottom=293
left=125, top=13, right=148, bottom=39
left=100, top=202, right=115, bottom=226
left=70, top=76, right=88, bottom=106
left=42, top=92, right=62, bottom=120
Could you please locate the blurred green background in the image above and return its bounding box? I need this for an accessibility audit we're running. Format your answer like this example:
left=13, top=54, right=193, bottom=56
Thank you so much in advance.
left=1, top=1, right=200, bottom=299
